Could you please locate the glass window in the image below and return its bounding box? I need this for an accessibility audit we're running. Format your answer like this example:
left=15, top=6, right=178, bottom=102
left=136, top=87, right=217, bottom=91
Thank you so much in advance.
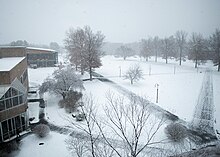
left=19, top=95, right=23, bottom=104
left=2, top=120, right=9, bottom=140
left=6, top=99, right=12, bottom=109
left=5, top=88, right=11, bottom=98
left=11, top=88, right=18, bottom=97
left=15, top=116, right=21, bottom=131
left=13, top=97, right=19, bottom=106
left=0, top=100, right=5, bottom=111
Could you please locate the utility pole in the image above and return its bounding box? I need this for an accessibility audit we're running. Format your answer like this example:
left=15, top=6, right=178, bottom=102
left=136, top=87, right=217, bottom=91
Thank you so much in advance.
left=119, top=66, right=121, bottom=77
left=155, top=83, right=159, bottom=103
left=174, top=65, right=176, bottom=74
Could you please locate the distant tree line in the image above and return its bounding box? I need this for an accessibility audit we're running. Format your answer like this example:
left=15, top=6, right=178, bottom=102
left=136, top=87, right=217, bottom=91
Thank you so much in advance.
left=1, top=40, right=61, bottom=52
left=139, top=29, right=220, bottom=71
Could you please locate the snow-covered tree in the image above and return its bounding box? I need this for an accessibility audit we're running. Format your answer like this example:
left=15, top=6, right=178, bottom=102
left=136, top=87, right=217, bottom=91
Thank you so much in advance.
left=210, top=28, right=220, bottom=71
left=64, top=26, right=105, bottom=80
left=124, top=64, right=143, bottom=84
left=116, top=45, right=134, bottom=60
left=39, top=66, right=84, bottom=99
left=175, top=30, right=188, bottom=65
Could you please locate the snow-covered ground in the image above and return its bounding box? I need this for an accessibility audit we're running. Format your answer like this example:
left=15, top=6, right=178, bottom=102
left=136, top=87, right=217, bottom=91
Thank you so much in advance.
left=11, top=55, right=220, bottom=157
left=96, top=56, right=204, bottom=122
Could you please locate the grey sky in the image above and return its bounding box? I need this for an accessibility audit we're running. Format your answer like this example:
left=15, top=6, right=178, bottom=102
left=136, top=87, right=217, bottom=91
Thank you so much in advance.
left=0, top=0, right=220, bottom=45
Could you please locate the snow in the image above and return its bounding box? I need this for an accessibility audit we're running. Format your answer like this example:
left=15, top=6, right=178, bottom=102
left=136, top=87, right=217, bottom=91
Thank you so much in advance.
left=10, top=55, right=220, bottom=156
left=213, top=71, right=220, bottom=135
left=10, top=132, right=71, bottom=157
left=27, top=47, right=56, bottom=52
left=0, top=57, right=25, bottom=71
left=95, top=56, right=205, bottom=122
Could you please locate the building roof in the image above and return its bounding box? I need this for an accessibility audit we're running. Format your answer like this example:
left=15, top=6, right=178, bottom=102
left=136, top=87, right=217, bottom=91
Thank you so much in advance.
left=27, top=47, right=56, bottom=53
left=0, top=57, right=25, bottom=71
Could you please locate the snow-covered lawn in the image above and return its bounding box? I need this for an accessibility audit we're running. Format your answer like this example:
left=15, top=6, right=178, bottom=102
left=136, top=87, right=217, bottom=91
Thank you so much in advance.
left=96, top=56, right=205, bottom=122
left=10, top=132, right=71, bottom=157
left=12, top=55, right=219, bottom=157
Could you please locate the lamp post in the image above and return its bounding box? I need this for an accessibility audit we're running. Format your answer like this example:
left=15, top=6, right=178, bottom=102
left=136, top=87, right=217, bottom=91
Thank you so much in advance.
left=155, top=83, right=159, bottom=103
left=119, top=66, right=121, bottom=77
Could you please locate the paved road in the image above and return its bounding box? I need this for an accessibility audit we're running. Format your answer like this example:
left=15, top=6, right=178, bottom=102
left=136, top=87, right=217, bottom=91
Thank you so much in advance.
left=192, top=70, right=216, bottom=135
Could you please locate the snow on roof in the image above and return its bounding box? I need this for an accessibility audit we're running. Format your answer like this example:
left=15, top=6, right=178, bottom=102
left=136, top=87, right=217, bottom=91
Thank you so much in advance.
left=27, top=47, right=56, bottom=52
left=0, top=46, right=26, bottom=49
left=0, top=57, right=25, bottom=71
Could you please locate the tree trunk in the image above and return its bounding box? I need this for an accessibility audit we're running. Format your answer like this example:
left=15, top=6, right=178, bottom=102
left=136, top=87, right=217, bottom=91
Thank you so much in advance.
left=195, top=59, right=198, bottom=68
left=179, top=48, right=182, bottom=66
left=155, top=51, right=157, bottom=62
left=146, top=57, right=148, bottom=61
left=131, top=79, right=133, bottom=85
left=218, top=50, right=220, bottom=72
left=89, top=67, right=92, bottom=81
left=218, top=59, right=220, bottom=72
left=62, top=93, right=66, bottom=99
left=166, top=52, right=168, bottom=64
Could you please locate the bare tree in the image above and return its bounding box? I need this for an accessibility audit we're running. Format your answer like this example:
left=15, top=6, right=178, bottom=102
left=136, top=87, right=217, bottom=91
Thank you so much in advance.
left=39, top=66, right=84, bottom=99
left=188, top=32, right=206, bottom=68
left=161, top=36, right=176, bottom=64
left=96, top=93, right=166, bottom=157
left=64, top=26, right=105, bottom=80
left=116, top=45, right=134, bottom=60
left=175, top=30, right=188, bottom=65
left=210, top=28, right=220, bottom=71
left=68, top=96, right=99, bottom=157
left=124, top=64, right=143, bottom=85
left=66, top=136, right=88, bottom=157
left=152, top=36, right=161, bottom=62
left=140, top=38, right=153, bottom=61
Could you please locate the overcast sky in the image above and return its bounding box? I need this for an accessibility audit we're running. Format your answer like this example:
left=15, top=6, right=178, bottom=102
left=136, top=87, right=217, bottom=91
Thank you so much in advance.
left=0, top=0, right=220, bottom=45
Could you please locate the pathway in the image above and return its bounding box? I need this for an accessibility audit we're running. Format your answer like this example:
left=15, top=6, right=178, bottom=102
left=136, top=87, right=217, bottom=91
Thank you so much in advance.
left=192, top=70, right=215, bottom=136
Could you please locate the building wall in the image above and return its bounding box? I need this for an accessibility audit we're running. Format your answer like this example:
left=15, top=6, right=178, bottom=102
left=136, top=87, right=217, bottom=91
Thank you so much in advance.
left=0, top=47, right=26, bottom=58
left=0, top=58, right=28, bottom=88
left=0, top=47, right=58, bottom=67
left=0, top=72, right=10, bottom=85
left=0, top=103, right=28, bottom=122
left=10, top=57, right=28, bottom=88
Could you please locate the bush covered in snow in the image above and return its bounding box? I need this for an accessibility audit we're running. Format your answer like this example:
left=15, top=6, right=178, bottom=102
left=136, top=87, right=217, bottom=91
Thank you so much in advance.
left=165, top=122, right=188, bottom=142
left=33, top=124, right=50, bottom=138
left=59, top=90, right=83, bottom=113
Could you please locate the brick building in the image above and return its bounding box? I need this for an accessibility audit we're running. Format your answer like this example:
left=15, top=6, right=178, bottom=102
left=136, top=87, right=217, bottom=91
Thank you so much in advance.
left=0, top=46, right=58, bottom=67
left=0, top=52, right=29, bottom=142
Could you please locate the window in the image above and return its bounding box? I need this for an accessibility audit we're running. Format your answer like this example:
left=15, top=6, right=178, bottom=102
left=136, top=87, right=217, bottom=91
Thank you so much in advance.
left=2, top=120, right=9, bottom=140
left=6, top=99, right=12, bottom=109
left=13, top=96, right=19, bottom=106
left=0, top=100, right=5, bottom=111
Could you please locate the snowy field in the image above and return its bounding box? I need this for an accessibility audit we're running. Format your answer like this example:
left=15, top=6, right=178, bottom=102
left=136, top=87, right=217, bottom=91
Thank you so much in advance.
left=10, top=55, right=220, bottom=157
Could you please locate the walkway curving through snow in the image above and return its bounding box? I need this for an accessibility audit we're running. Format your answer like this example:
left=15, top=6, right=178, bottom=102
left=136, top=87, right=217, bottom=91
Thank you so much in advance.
left=192, top=70, right=216, bottom=136
left=92, top=71, right=217, bottom=143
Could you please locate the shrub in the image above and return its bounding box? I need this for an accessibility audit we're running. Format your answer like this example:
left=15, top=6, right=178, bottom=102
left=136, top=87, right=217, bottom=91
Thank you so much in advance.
left=165, top=122, right=188, bottom=142
left=33, top=124, right=50, bottom=138
left=59, top=90, right=83, bottom=113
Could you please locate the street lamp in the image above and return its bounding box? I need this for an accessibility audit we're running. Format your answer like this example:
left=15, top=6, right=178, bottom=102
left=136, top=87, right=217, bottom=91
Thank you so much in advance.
left=119, top=66, right=121, bottom=77
left=155, top=83, right=159, bottom=103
